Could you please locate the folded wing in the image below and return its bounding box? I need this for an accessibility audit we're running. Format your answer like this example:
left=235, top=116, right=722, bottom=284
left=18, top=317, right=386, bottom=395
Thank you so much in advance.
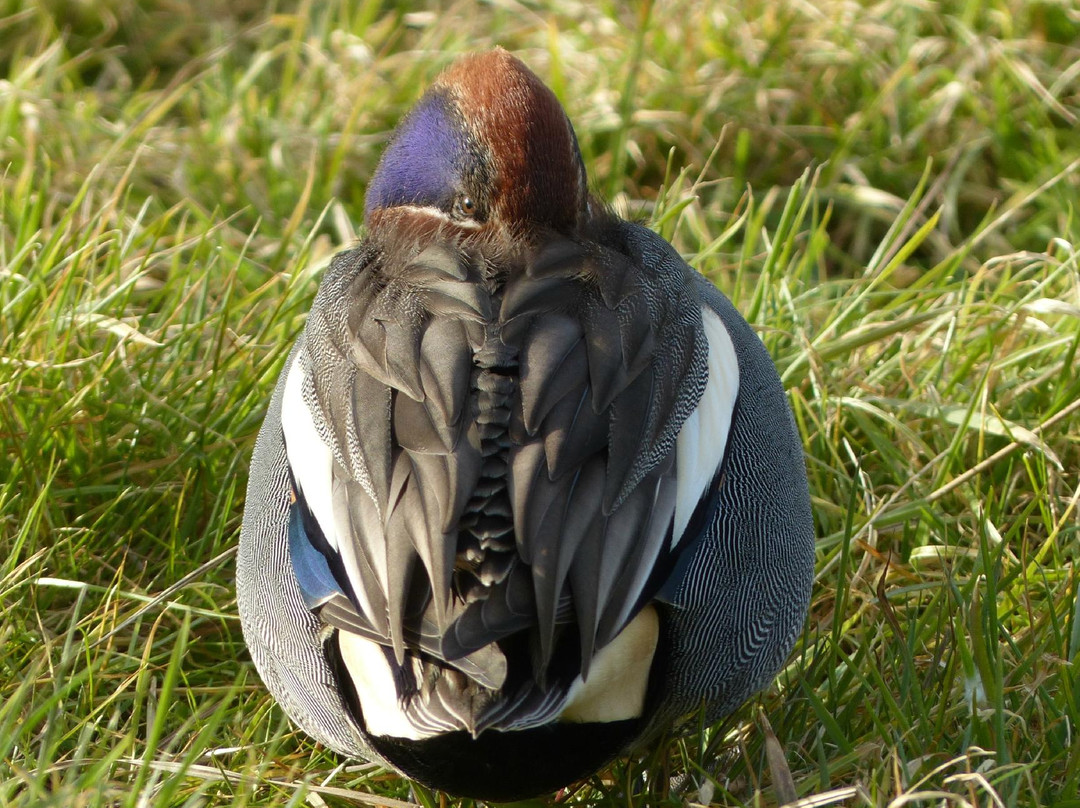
left=281, top=228, right=724, bottom=734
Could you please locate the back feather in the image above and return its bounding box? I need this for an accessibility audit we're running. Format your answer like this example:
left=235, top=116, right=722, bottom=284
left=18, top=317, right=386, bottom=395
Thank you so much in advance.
left=284, top=222, right=710, bottom=734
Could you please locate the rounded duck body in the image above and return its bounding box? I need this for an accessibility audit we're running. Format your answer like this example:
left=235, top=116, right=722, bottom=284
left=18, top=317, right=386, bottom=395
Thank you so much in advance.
left=237, top=48, right=814, bottom=802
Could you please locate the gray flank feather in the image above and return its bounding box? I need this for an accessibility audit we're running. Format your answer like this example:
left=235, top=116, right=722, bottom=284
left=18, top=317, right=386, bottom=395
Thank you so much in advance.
left=618, top=221, right=815, bottom=740
left=236, top=341, right=372, bottom=760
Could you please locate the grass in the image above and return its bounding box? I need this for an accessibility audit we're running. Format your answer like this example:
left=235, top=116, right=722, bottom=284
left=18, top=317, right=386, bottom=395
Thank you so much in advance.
left=1, top=0, right=1078, bottom=805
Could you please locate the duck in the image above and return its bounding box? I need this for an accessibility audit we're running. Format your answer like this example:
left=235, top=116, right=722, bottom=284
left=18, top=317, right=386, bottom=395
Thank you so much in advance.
left=236, top=48, right=815, bottom=802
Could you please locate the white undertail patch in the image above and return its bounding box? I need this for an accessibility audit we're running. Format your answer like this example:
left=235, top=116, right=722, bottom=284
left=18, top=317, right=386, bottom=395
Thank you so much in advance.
left=672, top=307, right=739, bottom=546
left=337, top=631, right=430, bottom=740
left=559, top=605, right=659, bottom=723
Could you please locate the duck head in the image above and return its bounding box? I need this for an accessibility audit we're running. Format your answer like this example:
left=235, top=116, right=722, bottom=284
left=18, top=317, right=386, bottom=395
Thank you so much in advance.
left=363, top=48, right=589, bottom=239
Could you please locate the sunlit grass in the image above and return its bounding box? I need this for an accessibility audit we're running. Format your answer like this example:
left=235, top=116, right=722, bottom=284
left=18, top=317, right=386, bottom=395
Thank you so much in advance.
left=2, top=1, right=1078, bottom=806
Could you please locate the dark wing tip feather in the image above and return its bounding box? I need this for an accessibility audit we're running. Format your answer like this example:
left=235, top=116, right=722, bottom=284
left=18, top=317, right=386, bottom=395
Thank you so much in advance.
left=602, top=369, right=655, bottom=512
left=380, top=320, right=425, bottom=401
left=518, top=314, right=587, bottom=435
left=405, top=244, right=469, bottom=281
left=583, top=303, right=632, bottom=413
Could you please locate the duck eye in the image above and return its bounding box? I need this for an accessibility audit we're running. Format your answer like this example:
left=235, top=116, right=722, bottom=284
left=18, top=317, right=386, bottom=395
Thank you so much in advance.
left=455, top=196, right=477, bottom=219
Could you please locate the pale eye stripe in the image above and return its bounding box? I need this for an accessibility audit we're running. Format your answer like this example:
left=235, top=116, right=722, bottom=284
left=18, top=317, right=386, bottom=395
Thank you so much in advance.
left=672, top=306, right=739, bottom=546
left=395, top=204, right=484, bottom=229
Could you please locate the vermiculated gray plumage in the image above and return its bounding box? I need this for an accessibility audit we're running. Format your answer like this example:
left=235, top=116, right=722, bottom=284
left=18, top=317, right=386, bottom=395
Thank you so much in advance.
left=624, top=223, right=815, bottom=738
left=237, top=347, right=368, bottom=758
left=236, top=49, right=814, bottom=801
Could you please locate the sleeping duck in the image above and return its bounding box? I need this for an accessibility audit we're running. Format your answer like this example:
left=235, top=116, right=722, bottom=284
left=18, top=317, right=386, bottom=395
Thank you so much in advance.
left=237, top=48, right=814, bottom=801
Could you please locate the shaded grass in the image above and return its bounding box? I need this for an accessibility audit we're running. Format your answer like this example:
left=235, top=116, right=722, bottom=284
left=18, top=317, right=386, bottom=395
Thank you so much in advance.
left=2, top=1, right=1079, bottom=806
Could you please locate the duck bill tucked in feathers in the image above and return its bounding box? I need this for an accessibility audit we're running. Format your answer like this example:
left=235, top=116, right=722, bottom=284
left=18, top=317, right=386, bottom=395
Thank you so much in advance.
left=237, top=48, right=815, bottom=802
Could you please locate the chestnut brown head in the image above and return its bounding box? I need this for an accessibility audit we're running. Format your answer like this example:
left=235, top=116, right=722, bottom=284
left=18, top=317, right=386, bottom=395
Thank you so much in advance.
left=364, top=49, right=588, bottom=237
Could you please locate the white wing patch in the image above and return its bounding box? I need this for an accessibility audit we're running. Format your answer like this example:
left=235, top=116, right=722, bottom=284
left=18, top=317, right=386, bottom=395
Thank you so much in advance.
left=672, top=307, right=739, bottom=546
left=281, top=353, right=339, bottom=552
left=282, top=357, right=440, bottom=741
left=281, top=354, right=388, bottom=635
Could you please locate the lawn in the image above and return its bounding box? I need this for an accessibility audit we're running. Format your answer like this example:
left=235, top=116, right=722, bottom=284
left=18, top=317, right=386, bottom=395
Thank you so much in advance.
left=2, top=1, right=1079, bottom=806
